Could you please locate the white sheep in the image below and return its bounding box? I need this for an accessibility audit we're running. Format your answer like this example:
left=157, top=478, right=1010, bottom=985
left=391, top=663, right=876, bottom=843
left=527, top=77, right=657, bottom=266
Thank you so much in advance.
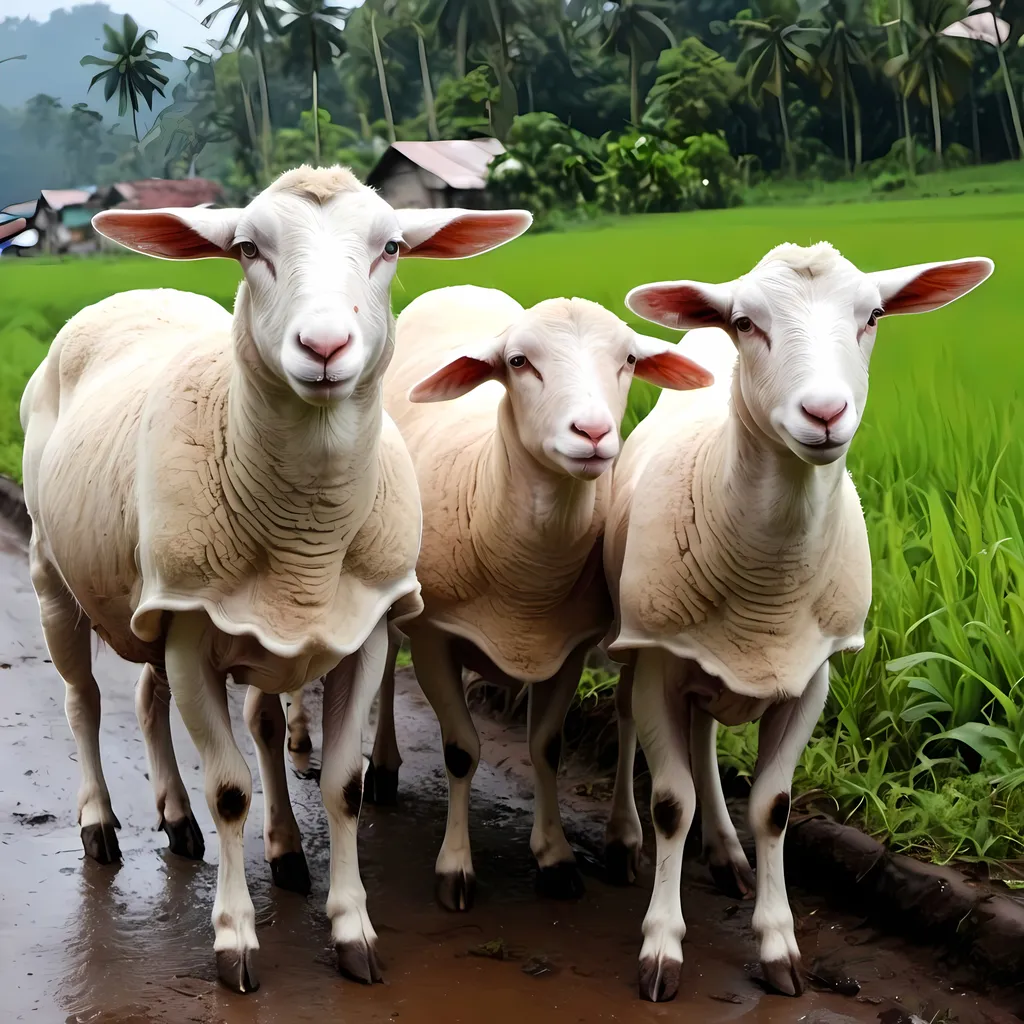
left=19, top=165, right=531, bottom=993
left=602, top=243, right=993, bottom=1001
left=367, top=284, right=713, bottom=907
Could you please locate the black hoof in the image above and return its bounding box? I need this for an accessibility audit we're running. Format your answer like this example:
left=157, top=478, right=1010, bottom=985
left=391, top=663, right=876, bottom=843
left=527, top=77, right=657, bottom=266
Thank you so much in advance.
left=271, top=850, right=311, bottom=895
left=535, top=860, right=585, bottom=900
left=336, top=940, right=383, bottom=984
left=288, top=734, right=313, bottom=754
left=435, top=870, right=476, bottom=912
left=216, top=948, right=259, bottom=993
left=161, top=814, right=205, bottom=860
left=761, top=956, right=805, bottom=996
left=81, top=822, right=121, bottom=864
left=365, top=762, right=399, bottom=806
left=638, top=955, right=681, bottom=1002
left=605, top=840, right=639, bottom=886
left=708, top=858, right=755, bottom=900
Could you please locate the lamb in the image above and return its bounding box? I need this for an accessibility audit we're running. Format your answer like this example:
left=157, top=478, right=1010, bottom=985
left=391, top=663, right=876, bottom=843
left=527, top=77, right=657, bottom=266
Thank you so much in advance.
left=19, top=165, right=532, bottom=993
left=601, top=244, right=993, bottom=1001
left=364, top=284, right=714, bottom=907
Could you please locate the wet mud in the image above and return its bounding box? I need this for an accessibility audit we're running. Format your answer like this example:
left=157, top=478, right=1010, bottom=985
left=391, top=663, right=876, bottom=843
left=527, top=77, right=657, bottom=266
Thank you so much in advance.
left=0, top=524, right=1020, bottom=1024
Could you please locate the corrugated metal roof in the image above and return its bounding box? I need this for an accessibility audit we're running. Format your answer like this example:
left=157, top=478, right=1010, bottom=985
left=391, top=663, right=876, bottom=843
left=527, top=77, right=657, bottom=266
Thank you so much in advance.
left=39, top=188, right=92, bottom=211
left=2, top=200, right=38, bottom=218
left=111, top=177, right=223, bottom=209
left=380, top=139, right=505, bottom=190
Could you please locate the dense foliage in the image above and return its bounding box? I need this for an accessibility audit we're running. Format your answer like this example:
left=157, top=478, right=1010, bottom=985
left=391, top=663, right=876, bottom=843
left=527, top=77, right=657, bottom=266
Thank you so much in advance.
left=4, top=0, right=1024, bottom=208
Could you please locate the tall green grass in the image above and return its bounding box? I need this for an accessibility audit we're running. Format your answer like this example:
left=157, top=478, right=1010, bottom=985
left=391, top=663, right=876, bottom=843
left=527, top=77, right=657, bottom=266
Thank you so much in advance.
left=1, top=190, right=1021, bottom=864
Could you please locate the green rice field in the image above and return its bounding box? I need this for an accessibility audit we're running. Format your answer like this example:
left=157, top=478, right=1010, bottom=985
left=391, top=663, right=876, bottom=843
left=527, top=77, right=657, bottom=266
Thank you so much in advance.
left=1, top=190, right=1022, bottom=867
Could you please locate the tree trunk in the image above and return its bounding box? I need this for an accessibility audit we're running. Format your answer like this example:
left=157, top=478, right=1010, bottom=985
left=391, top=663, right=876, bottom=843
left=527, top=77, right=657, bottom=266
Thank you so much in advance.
left=629, top=37, right=640, bottom=124
left=994, top=13, right=1024, bottom=158
left=526, top=71, right=534, bottom=114
left=456, top=7, right=469, bottom=79
left=896, top=0, right=915, bottom=175
left=839, top=74, right=850, bottom=172
left=311, top=26, right=321, bottom=164
left=969, top=72, right=980, bottom=165
left=852, top=89, right=863, bottom=168
left=777, top=62, right=794, bottom=176
left=371, top=12, right=396, bottom=143
left=254, top=45, right=272, bottom=179
left=927, top=60, right=942, bottom=162
left=240, top=80, right=259, bottom=154
left=996, top=85, right=1015, bottom=158
left=417, top=29, right=438, bottom=140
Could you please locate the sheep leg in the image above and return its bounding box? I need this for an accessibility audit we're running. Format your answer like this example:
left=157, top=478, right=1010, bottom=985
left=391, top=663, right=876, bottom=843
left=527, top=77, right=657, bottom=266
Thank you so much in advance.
left=410, top=625, right=480, bottom=911
left=282, top=686, right=312, bottom=755
left=366, top=625, right=402, bottom=805
left=527, top=642, right=586, bottom=900
left=691, top=706, right=753, bottom=899
left=165, top=611, right=258, bottom=994
left=749, top=661, right=829, bottom=997
left=244, top=687, right=310, bottom=895
left=30, top=540, right=121, bottom=864
left=320, top=616, right=388, bottom=984
left=135, top=663, right=205, bottom=860
left=633, top=649, right=696, bottom=1003
left=604, top=660, right=642, bottom=885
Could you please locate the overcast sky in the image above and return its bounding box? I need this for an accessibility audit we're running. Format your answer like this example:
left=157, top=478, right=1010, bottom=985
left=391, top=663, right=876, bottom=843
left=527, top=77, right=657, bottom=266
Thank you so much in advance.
left=5, top=1, right=357, bottom=57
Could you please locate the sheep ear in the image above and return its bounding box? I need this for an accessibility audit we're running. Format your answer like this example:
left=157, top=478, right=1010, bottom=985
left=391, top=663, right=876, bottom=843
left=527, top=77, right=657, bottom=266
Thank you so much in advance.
left=871, top=257, right=994, bottom=315
left=396, top=208, right=533, bottom=260
left=408, top=341, right=504, bottom=402
left=633, top=335, right=715, bottom=391
left=92, top=207, right=240, bottom=260
left=625, top=280, right=733, bottom=331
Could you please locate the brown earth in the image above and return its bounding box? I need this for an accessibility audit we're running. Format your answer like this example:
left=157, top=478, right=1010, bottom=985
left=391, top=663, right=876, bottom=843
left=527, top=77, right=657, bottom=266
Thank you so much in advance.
left=0, top=516, right=1019, bottom=1024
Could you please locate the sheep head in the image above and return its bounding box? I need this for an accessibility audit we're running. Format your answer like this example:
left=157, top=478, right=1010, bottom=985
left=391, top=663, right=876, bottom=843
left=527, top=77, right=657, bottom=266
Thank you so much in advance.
left=408, top=297, right=713, bottom=480
left=626, top=243, right=994, bottom=466
left=93, top=165, right=532, bottom=408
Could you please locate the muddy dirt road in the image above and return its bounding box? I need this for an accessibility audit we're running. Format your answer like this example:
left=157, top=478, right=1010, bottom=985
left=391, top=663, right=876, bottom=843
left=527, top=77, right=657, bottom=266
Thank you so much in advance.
left=0, top=522, right=1018, bottom=1024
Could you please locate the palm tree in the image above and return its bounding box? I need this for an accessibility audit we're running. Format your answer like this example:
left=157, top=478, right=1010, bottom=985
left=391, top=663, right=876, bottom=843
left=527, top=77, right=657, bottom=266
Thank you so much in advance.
left=732, top=0, right=824, bottom=176
left=884, top=0, right=972, bottom=162
left=577, top=0, right=677, bottom=124
left=81, top=15, right=171, bottom=141
left=65, top=103, right=104, bottom=182
left=199, top=0, right=281, bottom=177
left=344, top=1, right=398, bottom=142
left=817, top=0, right=873, bottom=170
left=1, top=54, right=27, bottom=66
left=282, top=0, right=346, bottom=162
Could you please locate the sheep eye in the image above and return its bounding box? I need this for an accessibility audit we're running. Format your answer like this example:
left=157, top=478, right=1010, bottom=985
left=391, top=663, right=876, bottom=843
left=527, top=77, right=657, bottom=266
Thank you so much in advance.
left=733, top=316, right=753, bottom=333
left=508, top=355, right=527, bottom=369
left=867, top=307, right=884, bottom=328
left=384, top=240, right=400, bottom=257
left=626, top=354, right=637, bottom=366
left=239, top=240, right=258, bottom=260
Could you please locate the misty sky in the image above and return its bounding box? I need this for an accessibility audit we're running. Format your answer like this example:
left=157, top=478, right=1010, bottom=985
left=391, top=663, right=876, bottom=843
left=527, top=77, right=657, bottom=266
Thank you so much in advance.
left=5, top=1, right=359, bottom=57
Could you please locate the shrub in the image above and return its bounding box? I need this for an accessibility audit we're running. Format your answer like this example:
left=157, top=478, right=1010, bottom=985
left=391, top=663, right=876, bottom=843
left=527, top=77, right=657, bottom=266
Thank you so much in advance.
left=872, top=171, right=907, bottom=193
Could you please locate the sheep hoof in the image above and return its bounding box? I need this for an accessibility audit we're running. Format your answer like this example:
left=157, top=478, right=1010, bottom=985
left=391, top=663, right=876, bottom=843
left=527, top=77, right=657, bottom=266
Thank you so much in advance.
left=708, top=858, right=754, bottom=900
left=761, top=955, right=805, bottom=997
left=81, top=822, right=121, bottom=865
left=604, top=840, right=639, bottom=886
left=638, top=954, right=681, bottom=1002
left=161, top=814, right=205, bottom=860
left=270, top=851, right=311, bottom=895
left=435, top=869, right=476, bottom=912
left=535, top=860, right=585, bottom=900
left=365, top=762, right=399, bottom=806
left=336, top=940, right=383, bottom=984
left=216, top=948, right=259, bottom=993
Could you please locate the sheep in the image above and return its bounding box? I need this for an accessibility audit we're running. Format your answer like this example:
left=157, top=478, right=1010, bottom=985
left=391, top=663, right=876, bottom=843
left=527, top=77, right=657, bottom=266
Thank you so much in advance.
left=602, top=243, right=993, bottom=1002
left=363, top=284, right=714, bottom=908
left=19, top=165, right=532, bottom=993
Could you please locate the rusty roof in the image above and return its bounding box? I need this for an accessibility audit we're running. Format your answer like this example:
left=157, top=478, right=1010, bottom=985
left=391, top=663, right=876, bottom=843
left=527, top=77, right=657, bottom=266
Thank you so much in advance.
left=111, top=178, right=224, bottom=209
left=39, top=188, right=93, bottom=211
left=370, top=139, right=505, bottom=190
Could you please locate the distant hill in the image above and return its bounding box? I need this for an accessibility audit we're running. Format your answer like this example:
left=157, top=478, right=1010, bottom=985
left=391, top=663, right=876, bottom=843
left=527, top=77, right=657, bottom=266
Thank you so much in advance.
left=0, top=4, right=184, bottom=130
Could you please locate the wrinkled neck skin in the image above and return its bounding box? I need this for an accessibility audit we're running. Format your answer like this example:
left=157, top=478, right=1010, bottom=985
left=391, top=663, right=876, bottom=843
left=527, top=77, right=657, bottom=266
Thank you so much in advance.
left=470, top=396, right=604, bottom=608
left=224, top=285, right=388, bottom=543
left=699, top=375, right=848, bottom=567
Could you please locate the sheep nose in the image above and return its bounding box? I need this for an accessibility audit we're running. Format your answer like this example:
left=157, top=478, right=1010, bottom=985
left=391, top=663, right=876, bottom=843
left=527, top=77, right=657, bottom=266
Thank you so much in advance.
left=571, top=420, right=613, bottom=443
left=801, top=398, right=848, bottom=429
left=298, top=333, right=351, bottom=363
